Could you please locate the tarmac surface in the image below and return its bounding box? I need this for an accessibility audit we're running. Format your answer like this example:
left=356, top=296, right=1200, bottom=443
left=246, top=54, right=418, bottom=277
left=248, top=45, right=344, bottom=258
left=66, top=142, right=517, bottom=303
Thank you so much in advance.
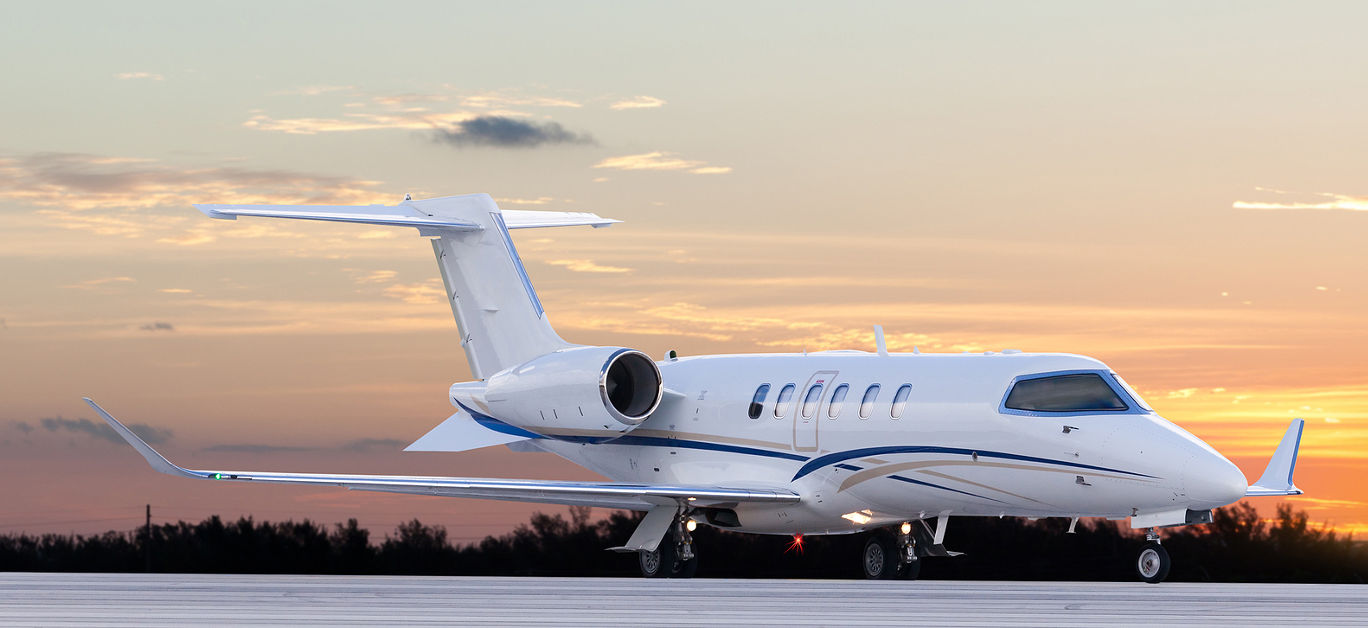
left=1, top=573, right=1364, bottom=626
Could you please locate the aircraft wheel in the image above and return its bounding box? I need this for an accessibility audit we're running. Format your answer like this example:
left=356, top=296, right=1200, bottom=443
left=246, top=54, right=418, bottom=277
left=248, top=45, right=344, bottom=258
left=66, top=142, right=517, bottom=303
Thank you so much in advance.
left=639, top=544, right=668, bottom=578
left=1136, top=542, right=1170, bottom=584
left=638, top=533, right=698, bottom=578
left=862, top=533, right=899, bottom=579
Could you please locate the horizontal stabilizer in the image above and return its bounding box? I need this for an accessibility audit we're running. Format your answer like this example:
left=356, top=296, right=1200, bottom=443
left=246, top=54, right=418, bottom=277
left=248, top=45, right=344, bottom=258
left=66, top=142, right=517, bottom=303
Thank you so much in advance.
left=194, top=201, right=618, bottom=234
left=1245, top=418, right=1305, bottom=497
left=85, top=397, right=799, bottom=511
left=501, top=210, right=620, bottom=229
left=195, top=204, right=482, bottom=232
left=405, top=411, right=530, bottom=453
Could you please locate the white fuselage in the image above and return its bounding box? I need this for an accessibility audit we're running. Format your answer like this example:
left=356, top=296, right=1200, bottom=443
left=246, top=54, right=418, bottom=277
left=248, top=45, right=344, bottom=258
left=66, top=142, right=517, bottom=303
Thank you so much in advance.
left=483, top=351, right=1247, bottom=536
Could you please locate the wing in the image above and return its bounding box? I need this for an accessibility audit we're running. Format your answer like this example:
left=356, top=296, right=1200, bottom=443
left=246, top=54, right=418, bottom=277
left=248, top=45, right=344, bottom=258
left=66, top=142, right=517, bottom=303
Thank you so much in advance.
left=85, top=398, right=799, bottom=511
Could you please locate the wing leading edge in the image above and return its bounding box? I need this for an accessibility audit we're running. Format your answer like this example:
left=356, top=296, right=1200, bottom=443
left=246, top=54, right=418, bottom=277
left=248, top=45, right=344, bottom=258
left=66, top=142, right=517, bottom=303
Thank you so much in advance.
left=84, top=398, right=799, bottom=511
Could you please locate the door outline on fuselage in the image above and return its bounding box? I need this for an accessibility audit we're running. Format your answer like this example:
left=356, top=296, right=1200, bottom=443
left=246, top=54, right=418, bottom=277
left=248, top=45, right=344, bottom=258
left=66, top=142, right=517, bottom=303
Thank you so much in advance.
left=793, top=370, right=838, bottom=452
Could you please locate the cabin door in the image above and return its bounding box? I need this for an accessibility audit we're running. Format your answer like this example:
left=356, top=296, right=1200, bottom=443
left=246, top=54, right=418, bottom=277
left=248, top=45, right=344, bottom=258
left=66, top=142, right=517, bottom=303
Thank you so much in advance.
left=793, top=370, right=838, bottom=452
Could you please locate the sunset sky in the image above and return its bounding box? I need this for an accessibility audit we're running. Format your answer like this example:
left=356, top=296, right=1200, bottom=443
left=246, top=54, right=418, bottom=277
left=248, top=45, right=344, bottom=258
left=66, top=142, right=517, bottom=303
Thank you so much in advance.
left=2, top=1, right=1366, bottom=542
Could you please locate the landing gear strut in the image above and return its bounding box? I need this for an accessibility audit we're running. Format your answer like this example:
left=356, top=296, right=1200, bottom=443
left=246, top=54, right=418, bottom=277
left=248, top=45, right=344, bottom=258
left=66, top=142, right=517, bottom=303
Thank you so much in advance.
left=638, top=511, right=699, bottom=578
left=861, top=524, right=920, bottom=580
left=1135, top=527, right=1171, bottom=584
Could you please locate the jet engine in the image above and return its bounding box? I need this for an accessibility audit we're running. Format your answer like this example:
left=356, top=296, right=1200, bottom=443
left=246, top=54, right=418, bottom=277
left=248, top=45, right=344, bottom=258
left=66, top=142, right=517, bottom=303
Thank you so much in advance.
left=479, top=346, right=663, bottom=438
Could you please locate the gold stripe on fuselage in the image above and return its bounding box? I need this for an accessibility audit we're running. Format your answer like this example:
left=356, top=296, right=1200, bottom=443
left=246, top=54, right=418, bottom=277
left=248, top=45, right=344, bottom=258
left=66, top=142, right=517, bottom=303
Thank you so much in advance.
left=837, top=460, right=1158, bottom=493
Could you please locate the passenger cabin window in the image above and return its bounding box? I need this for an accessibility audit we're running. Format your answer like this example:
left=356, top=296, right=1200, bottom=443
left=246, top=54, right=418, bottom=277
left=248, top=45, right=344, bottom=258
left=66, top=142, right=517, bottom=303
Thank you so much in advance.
left=748, top=384, right=770, bottom=420
left=828, top=384, right=849, bottom=419
left=774, top=384, right=796, bottom=418
left=1004, top=373, right=1127, bottom=412
left=859, top=384, right=880, bottom=419
left=801, top=383, right=824, bottom=418
left=891, top=384, right=912, bottom=418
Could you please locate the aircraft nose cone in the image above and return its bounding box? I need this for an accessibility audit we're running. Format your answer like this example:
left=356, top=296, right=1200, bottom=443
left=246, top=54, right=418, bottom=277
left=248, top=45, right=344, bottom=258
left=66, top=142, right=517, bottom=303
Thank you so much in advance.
left=1186, top=453, right=1247, bottom=508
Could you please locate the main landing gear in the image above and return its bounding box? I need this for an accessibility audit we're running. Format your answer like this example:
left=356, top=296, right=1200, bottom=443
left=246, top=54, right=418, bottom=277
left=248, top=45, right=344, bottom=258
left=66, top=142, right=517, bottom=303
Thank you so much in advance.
left=638, top=511, right=699, bottom=578
left=1135, top=528, right=1171, bottom=584
left=861, top=524, right=920, bottom=580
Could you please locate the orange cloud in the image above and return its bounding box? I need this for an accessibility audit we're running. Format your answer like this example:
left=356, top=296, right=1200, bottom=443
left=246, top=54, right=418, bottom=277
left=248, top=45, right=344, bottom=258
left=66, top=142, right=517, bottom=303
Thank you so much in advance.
left=545, top=259, right=632, bottom=274
left=243, top=111, right=477, bottom=135
left=0, top=153, right=384, bottom=211
left=460, top=91, right=582, bottom=108
left=1234, top=188, right=1368, bottom=212
left=609, top=96, right=666, bottom=110
left=592, top=152, right=731, bottom=174
left=113, top=72, right=163, bottom=81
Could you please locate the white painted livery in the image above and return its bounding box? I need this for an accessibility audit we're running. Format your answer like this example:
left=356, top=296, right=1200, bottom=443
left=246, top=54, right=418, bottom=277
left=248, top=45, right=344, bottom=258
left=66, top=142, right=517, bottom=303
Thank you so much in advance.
left=90, top=193, right=1303, bottom=582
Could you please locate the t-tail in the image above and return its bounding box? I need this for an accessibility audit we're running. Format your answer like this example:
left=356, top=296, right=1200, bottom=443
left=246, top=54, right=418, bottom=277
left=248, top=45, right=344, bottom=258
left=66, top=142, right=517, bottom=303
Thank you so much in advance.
left=196, top=193, right=616, bottom=379
left=197, top=194, right=664, bottom=449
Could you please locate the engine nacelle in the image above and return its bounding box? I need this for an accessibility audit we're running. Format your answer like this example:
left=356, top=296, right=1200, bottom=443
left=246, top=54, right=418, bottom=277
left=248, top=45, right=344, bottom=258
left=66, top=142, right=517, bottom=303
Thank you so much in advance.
left=480, top=346, right=663, bottom=438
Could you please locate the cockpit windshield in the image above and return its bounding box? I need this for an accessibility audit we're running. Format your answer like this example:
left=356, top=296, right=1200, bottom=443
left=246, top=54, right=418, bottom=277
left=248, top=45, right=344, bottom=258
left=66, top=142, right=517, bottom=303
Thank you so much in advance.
left=1110, top=373, right=1152, bottom=412
left=1004, top=373, right=1128, bottom=412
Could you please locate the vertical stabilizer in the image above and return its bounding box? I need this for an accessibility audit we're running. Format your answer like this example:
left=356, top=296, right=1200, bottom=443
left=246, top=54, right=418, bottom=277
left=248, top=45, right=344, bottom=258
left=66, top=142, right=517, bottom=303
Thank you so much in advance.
left=193, top=193, right=619, bottom=379
left=412, top=194, right=573, bottom=378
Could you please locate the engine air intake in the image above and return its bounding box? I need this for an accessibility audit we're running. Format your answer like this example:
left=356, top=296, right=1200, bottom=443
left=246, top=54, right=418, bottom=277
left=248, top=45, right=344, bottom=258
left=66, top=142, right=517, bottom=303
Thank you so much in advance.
left=603, top=350, right=663, bottom=421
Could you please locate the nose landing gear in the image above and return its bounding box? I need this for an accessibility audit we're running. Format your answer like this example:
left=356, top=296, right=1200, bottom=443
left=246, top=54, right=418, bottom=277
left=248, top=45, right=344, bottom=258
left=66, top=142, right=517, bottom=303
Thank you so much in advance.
left=1136, top=528, right=1171, bottom=584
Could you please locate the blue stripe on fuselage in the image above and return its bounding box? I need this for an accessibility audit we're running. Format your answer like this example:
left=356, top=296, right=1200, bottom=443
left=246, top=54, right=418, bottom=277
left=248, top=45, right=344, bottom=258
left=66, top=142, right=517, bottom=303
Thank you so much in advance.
left=452, top=401, right=1150, bottom=483
left=611, top=434, right=809, bottom=462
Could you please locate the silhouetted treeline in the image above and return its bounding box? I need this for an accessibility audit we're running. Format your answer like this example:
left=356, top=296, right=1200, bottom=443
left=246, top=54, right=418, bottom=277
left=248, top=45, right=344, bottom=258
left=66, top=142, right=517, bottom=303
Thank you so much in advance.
left=1, top=503, right=1363, bottom=582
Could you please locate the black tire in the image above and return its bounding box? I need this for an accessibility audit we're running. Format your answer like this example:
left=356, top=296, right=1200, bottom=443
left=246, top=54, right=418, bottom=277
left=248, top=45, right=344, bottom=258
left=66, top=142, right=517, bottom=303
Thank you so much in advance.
left=638, top=531, right=699, bottom=578
left=862, top=533, right=900, bottom=579
left=1136, top=542, right=1171, bottom=584
left=639, top=541, right=671, bottom=578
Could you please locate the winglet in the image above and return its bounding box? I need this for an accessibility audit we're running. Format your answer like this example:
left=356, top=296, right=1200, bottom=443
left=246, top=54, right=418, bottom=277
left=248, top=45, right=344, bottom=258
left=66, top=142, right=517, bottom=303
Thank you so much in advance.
left=1245, top=418, right=1305, bottom=497
left=82, top=398, right=200, bottom=479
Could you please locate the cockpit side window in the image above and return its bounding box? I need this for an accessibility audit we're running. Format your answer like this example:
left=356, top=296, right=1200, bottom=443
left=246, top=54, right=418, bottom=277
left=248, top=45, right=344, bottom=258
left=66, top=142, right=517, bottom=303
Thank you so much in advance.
left=1004, top=373, right=1127, bottom=412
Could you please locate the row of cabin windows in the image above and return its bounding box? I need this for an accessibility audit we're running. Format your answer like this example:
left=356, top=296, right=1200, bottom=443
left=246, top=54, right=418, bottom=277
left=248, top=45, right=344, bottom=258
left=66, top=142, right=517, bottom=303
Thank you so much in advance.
left=748, top=382, right=912, bottom=420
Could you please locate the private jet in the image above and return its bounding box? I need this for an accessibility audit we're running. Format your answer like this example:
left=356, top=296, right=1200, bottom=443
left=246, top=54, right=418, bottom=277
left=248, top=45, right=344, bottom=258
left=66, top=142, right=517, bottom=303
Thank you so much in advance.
left=88, top=193, right=1304, bottom=582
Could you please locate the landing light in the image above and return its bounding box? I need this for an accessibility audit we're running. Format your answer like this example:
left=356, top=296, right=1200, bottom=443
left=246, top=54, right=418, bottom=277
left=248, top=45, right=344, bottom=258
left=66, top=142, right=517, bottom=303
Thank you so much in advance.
left=841, top=510, right=873, bottom=525
left=685, top=519, right=697, bottom=532
left=900, top=521, right=912, bottom=535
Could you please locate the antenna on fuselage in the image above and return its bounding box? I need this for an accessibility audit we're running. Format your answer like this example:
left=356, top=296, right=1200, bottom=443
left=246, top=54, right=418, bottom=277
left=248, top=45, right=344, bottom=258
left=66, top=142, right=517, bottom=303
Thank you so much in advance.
left=873, top=325, right=889, bottom=357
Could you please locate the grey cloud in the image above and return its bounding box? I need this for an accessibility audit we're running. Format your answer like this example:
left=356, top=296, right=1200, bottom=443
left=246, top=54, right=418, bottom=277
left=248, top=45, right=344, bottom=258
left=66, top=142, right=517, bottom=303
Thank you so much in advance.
left=342, top=438, right=406, bottom=452
left=40, top=416, right=172, bottom=445
left=139, top=321, right=175, bottom=332
left=13, top=421, right=33, bottom=434
left=431, top=116, right=595, bottom=149
left=202, top=444, right=315, bottom=454
left=0, top=152, right=384, bottom=208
